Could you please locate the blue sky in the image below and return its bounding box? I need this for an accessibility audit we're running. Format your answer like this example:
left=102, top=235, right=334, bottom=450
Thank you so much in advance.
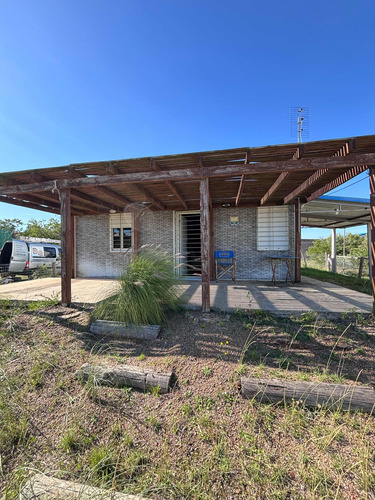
left=0, top=0, right=374, bottom=239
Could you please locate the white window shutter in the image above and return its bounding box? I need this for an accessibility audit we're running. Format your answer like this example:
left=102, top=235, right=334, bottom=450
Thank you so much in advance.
left=257, top=206, right=289, bottom=251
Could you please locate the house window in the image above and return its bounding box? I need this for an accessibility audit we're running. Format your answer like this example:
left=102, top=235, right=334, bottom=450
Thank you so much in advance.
left=257, top=206, right=289, bottom=251
left=110, top=214, right=133, bottom=251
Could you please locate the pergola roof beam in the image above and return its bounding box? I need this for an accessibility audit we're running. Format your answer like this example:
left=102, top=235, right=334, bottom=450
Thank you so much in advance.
left=2, top=152, right=374, bottom=197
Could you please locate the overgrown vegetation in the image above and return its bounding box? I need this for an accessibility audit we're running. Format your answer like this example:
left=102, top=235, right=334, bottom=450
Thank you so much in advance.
left=301, top=266, right=372, bottom=295
left=92, top=250, right=183, bottom=325
left=0, top=302, right=374, bottom=499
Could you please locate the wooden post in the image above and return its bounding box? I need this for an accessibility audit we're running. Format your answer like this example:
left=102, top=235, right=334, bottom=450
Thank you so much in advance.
left=331, top=228, right=337, bottom=274
left=133, top=212, right=139, bottom=253
left=294, top=201, right=301, bottom=282
left=200, top=178, right=210, bottom=312
left=71, top=215, right=76, bottom=278
left=209, top=207, right=215, bottom=280
left=367, top=222, right=372, bottom=281
left=370, top=167, right=375, bottom=314
left=61, top=189, right=72, bottom=306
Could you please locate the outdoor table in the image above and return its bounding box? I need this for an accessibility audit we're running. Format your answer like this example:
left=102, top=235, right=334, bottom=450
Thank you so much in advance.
left=264, top=255, right=298, bottom=285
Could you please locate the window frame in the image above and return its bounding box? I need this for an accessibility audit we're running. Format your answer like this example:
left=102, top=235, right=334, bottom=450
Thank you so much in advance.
left=109, top=214, right=134, bottom=253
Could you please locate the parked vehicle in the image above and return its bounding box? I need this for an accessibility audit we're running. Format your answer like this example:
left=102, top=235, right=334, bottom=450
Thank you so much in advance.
left=0, top=239, right=61, bottom=276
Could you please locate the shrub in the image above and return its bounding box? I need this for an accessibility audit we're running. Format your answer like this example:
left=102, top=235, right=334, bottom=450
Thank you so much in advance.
left=92, top=249, right=183, bottom=325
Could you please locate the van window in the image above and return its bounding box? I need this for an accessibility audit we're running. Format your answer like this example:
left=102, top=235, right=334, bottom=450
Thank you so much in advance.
left=43, top=247, right=57, bottom=258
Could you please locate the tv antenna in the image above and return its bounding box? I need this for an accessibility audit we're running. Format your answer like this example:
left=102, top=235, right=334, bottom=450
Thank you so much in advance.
left=290, top=107, right=309, bottom=143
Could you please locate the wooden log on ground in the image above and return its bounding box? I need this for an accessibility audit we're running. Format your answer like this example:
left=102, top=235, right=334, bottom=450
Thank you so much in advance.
left=240, top=377, right=375, bottom=413
left=19, top=474, right=143, bottom=499
left=75, top=363, right=173, bottom=394
left=90, top=320, right=160, bottom=340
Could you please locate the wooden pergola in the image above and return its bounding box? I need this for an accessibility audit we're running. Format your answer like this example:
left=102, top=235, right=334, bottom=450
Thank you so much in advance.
left=1, top=134, right=375, bottom=312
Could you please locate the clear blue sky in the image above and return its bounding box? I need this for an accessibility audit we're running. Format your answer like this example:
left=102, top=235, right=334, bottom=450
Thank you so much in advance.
left=0, top=0, right=374, bottom=240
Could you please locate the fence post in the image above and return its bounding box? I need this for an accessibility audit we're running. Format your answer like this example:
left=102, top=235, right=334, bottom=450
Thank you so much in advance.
left=51, top=262, right=57, bottom=277
left=358, top=257, right=364, bottom=279
left=325, top=252, right=330, bottom=271
left=331, top=228, right=337, bottom=274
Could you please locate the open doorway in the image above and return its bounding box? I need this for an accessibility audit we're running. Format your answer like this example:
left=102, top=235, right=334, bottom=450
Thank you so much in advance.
left=175, top=211, right=201, bottom=277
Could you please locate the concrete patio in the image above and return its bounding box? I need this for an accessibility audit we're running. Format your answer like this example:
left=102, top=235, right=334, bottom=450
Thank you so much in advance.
left=0, top=276, right=372, bottom=314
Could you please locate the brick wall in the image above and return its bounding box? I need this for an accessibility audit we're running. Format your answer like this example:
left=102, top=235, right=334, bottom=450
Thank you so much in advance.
left=214, top=206, right=295, bottom=280
left=75, top=207, right=295, bottom=280
left=75, top=211, right=173, bottom=278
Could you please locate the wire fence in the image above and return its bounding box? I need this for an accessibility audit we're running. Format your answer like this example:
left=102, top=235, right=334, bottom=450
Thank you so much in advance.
left=303, top=254, right=370, bottom=278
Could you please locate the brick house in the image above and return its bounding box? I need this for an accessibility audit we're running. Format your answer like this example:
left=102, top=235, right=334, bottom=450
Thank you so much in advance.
left=0, top=135, right=374, bottom=311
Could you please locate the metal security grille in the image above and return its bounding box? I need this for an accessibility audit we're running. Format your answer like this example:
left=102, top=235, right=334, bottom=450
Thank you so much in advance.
left=179, top=213, right=201, bottom=276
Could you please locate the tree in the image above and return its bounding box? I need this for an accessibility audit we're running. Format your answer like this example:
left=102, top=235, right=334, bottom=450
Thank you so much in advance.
left=0, top=218, right=24, bottom=236
left=22, top=218, right=61, bottom=240
left=307, top=233, right=368, bottom=264
left=0, top=217, right=61, bottom=240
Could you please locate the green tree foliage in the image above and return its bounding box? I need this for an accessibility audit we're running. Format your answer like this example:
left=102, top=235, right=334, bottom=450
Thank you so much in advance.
left=307, top=233, right=368, bottom=262
left=0, top=218, right=24, bottom=236
left=22, top=218, right=61, bottom=240
left=0, top=217, right=61, bottom=240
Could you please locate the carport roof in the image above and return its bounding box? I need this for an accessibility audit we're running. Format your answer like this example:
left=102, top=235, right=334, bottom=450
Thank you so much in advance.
left=302, top=195, right=371, bottom=229
left=0, top=134, right=374, bottom=215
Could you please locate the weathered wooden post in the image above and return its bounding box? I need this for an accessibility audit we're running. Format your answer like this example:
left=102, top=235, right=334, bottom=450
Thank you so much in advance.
left=209, top=207, right=216, bottom=280
left=367, top=222, right=372, bottom=281
left=61, top=188, right=72, bottom=306
left=370, top=167, right=375, bottom=314
left=200, top=178, right=210, bottom=312
left=294, top=201, right=301, bottom=282
left=133, top=211, right=139, bottom=252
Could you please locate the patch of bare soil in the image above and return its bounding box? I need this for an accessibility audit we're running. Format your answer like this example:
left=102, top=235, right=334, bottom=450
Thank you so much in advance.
left=0, top=305, right=374, bottom=499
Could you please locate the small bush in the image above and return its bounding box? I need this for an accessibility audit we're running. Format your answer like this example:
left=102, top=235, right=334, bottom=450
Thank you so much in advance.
left=30, top=265, right=53, bottom=280
left=92, top=249, right=183, bottom=325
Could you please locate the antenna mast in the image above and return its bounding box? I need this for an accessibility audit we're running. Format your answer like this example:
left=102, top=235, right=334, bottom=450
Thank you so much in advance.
left=290, top=106, right=309, bottom=143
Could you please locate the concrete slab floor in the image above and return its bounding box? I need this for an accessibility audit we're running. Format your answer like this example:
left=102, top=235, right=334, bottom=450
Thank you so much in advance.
left=0, top=276, right=372, bottom=314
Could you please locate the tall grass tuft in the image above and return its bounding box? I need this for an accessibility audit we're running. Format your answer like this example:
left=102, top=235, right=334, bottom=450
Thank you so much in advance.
left=92, top=249, right=183, bottom=325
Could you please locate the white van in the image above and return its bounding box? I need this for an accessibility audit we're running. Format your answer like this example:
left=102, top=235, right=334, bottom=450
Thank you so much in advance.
left=0, top=239, right=61, bottom=276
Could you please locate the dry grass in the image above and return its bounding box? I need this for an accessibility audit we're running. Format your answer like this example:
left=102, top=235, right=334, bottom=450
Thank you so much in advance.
left=0, top=301, right=374, bottom=499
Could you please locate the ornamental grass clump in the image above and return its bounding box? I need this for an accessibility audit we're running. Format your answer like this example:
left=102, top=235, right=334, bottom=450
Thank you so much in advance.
left=93, top=250, right=183, bottom=325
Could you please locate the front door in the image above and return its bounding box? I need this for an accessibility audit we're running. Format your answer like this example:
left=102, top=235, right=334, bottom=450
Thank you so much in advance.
left=174, top=211, right=201, bottom=278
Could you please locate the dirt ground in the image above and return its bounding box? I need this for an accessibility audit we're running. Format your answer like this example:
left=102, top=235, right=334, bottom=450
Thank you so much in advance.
left=1, top=304, right=374, bottom=499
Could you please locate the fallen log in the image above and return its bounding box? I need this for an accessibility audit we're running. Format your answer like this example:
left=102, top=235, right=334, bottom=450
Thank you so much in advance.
left=90, top=320, right=161, bottom=340
left=240, top=376, right=375, bottom=413
left=19, top=474, right=143, bottom=499
left=75, top=363, right=173, bottom=394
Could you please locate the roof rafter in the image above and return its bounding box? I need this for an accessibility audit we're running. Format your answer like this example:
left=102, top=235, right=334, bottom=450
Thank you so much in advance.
left=0, top=172, right=91, bottom=215
left=306, top=165, right=368, bottom=203
left=150, top=159, right=188, bottom=210
left=106, top=164, right=166, bottom=211
left=261, top=145, right=305, bottom=205
left=0, top=195, right=83, bottom=216
left=235, top=149, right=251, bottom=207
left=68, top=167, right=133, bottom=209
left=1, top=152, right=375, bottom=197
left=32, top=169, right=123, bottom=214
left=283, top=141, right=354, bottom=205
